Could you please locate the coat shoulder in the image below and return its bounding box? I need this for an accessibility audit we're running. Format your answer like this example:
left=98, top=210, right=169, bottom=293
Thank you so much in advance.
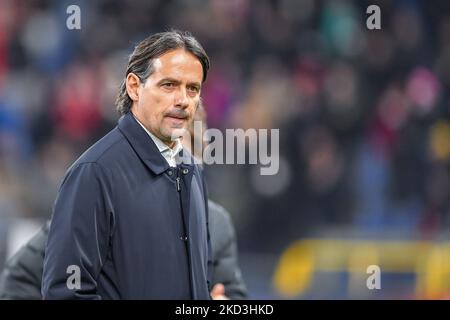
left=72, top=127, right=128, bottom=168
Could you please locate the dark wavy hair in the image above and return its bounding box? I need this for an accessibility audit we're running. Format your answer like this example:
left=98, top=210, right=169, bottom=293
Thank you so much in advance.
left=115, top=30, right=210, bottom=115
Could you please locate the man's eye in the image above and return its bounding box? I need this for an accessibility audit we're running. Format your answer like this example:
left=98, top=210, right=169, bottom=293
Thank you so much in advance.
left=187, top=86, right=199, bottom=93
left=162, top=83, right=175, bottom=88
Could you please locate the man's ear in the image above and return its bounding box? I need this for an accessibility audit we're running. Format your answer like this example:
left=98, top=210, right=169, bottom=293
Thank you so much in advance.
left=126, top=73, right=141, bottom=102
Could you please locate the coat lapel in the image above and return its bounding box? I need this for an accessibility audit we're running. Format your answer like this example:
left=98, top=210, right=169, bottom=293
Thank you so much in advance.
left=118, top=112, right=170, bottom=175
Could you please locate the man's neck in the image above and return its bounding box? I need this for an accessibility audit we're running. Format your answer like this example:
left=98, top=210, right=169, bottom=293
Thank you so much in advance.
left=132, top=112, right=177, bottom=150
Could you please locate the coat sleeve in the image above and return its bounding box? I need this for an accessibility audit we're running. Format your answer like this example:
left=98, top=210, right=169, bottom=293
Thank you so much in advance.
left=209, top=202, right=248, bottom=299
left=42, top=162, right=114, bottom=300
left=0, top=222, right=48, bottom=300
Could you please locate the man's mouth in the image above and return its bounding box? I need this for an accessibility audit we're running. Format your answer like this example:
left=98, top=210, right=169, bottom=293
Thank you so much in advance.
left=165, top=115, right=187, bottom=120
left=165, top=110, right=189, bottom=121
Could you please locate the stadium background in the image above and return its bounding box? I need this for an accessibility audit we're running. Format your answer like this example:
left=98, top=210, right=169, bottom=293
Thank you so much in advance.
left=0, top=0, right=449, bottom=299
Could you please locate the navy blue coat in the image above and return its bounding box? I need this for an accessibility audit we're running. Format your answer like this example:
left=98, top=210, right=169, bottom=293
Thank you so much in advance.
left=42, top=112, right=211, bottom=299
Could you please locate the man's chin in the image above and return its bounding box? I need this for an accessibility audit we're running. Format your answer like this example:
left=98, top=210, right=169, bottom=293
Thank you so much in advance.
left=164, top=127, right=188, bottom=141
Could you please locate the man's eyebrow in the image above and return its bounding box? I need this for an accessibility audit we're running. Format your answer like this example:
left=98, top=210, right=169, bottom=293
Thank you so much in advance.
left=156, top=78, right=201, bottom=88
left=157, top=77, right=181, bottom=85
left=187, top=81, right=201, bottom=88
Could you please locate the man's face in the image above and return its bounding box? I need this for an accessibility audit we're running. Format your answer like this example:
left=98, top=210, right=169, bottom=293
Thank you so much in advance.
left=128, top=48, right=203, bottom=147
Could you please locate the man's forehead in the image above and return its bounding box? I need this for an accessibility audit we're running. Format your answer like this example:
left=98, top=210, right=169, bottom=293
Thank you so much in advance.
left=152, top=49, right=203, bottom=81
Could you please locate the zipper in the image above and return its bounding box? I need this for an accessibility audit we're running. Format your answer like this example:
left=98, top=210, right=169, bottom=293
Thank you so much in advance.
left=176, top=176, right=181, bottom=192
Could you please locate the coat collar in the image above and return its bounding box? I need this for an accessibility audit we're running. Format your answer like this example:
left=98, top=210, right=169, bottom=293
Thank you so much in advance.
left=117, top=112, right=194, bottom=175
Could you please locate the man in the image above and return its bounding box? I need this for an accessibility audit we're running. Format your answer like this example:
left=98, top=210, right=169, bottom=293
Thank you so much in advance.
left=41, top=30, right=211, bottom=299
left=0, top=105, right=248, bottom=300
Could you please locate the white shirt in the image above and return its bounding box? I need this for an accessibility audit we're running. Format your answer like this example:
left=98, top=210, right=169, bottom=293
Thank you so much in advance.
left=134, top=116, right=183, bottom=167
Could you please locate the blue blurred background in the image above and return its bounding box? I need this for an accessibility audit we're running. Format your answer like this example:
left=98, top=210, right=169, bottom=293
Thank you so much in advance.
left=0, top=0, right=449, bottom=299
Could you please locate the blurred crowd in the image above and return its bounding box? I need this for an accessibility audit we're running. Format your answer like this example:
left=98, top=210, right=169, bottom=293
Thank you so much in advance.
left=0, top=0, right=449, bottom=269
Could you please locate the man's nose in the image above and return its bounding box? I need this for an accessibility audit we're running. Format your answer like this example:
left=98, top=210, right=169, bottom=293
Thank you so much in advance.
left=174, top=87, right=189, bottom=109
